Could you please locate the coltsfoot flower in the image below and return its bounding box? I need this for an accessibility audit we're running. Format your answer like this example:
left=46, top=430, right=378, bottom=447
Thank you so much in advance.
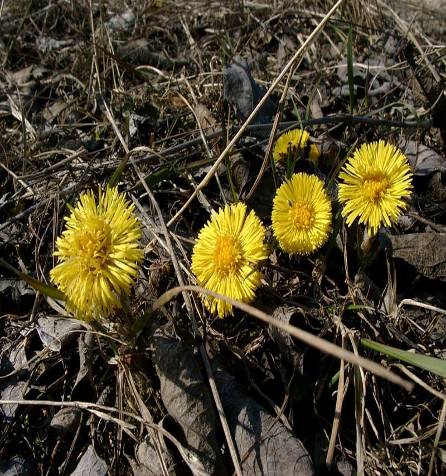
left=191, top=203, right=267, bottom=318
left=50, top=186, right=143, bottom=321
left=338, top=140, right=413, bottom=236
left=272, top=173, right=332, bottom=255
left=273, top=129, right=319, bottom=163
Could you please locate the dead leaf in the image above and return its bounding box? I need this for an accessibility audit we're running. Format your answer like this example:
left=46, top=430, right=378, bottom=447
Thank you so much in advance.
left=0, top=456, right=36, bottom=476
left=153, top=334, right=226, bottom=476
left=50, top=407, right=82, bottom=434
left=212, top=363, right=314, bottom=475
left=194, top=104, right=218, bottom=133
left=73, top=332, right=93, bottom=389
left=70, top=445, right=107, bottom=476
left=389, top=233, right=446, bottom=281
left=36, top=317, right=85, bottom=352
left=106, top=9, right=135, bottom=33
left=135, top=418, right=178, bottom=476
left=223, top=56, right=276, bottom=127
left=0, top=380, right=28, bottom=419
left=43, top=100, right=69, bottom=123
left=399, top=140, right=446, bottom=176
left=268, top=306, right=306, bottom=369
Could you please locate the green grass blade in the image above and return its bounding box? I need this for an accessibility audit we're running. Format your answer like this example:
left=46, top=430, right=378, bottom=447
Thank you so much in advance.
left=109, top=155, right=130, bottom=188
left=0, top=258, right=65, bottom=301
left=361, top=338, right=446, bottom=378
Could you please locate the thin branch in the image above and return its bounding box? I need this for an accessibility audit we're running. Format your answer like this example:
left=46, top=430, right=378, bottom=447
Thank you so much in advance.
left=154, top=285, right=413, bottom=392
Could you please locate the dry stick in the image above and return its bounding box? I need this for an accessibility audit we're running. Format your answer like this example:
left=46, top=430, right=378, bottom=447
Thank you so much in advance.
left=393, top=365, right=445, bottom=401
left=154, top=285, right=413, bottom=392
left=123, top=364, right=170, bottom=476
left=102, top=100, right=244, bottom=476
left=350, top=335, right=366, bottom=476
left=165, top=0, right=345, bottom=228
left=88, top=0, right=102, bottom=95
left=428, top=399, right=446, bottom=476
left=245, top=56, right=301, bottom=201
left=139, top=185, right=243, bottom=476
left=326, top=333, right=347, bottom=468
left=0, top=398, right=201, bottom=464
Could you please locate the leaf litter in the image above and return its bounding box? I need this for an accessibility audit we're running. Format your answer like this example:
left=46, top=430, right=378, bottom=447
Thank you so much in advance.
left=0, top=1, right=446, bottom=475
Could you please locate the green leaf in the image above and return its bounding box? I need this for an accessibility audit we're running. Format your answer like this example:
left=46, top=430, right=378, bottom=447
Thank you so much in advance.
left=0, top=258, right=65, bottom=301
left=109, top=155, right=130, bottom=187
left=144, top=166, right=173, bottom=188
left=361, top=338, right=446, bottom=378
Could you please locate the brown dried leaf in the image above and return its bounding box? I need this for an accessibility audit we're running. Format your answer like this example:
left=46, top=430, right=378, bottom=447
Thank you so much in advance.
left=389, top=233, right=446, bottom=281
left=399, top=140, right=446, bottom=176
left=70, top=446, right=107, bottom=476
left=268, top=306, right=306, bottom=368
left=36, top=317, right=85, bottom=352
left=223, top=56, right=276, bottom=126
left=213, top=363, right=314, bottom=475
left=153, top=334, right=226, bottom=476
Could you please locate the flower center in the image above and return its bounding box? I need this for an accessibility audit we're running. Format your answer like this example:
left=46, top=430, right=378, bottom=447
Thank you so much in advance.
left=289, top=202, right=314, bottom=230
left=75, top=216, right=112, bottom=274
left=362, top=174, right=389, bottom=202
left=214, top=235, right=243, bottom=274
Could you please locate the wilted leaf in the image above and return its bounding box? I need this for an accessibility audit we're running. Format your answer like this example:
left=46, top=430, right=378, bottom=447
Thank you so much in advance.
left=212, top=364, right=314, bottom=475
left=106, top=9, right=135, bottom=33
left=231, top=153, right=250, bottom=195
left=194, top=104, right=218, bottom=133
left=268, top=306, right=306, bottom=368
left=42, top=99, right=68, bottom=122
left=0, top=258, right=65, bottom=301
left=0, top=279, right=35, bottom=300
left=135, top=419, right=178, bottom=476
left=37, top=37, right=72, bottom=54
left=0, top=456, right=36, bottom=476
left=73, top=333, right=93, bottom=389
left=153, top=334, right=226, bottom=476
left=117, top=40, right=184, bottom=69
left=389, top=233, right=446, bottom=281
left=70, top=446, right=107, bottom=476
left=399, top=140, right=446, bottom=176
left=36, top=317, right=85, bottom=352
left=223, top=56, right=276, bottom=128
left=0, top=380, right=28, bottom=419
left=50, top=407, right=82, bottom=433
left=0, top=342, right=30, bottom=419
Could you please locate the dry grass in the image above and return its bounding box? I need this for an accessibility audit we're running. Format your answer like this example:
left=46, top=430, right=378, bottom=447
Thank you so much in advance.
left=1, top=1, right=445, bottom=475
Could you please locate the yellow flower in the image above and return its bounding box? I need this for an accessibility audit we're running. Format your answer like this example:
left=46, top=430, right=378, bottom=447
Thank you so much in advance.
left=191, top=203, right=267, bottom=318
left=273, top=129, right=314, bottom=162
left=50, top=186, right=143, bottom=321
left=338, top=140, right=413, bottom=236
left=272, top=173, right=332, bottom=255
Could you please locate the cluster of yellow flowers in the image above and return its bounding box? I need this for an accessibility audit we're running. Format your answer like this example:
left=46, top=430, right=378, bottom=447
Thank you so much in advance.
left=51, top=187, right=143, bottom=322
left=191, top=132, right=413, bottom=318
left=51, top=131, right=412, bottom=321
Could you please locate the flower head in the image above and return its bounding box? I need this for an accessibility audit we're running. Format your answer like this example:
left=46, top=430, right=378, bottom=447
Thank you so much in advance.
left=272, top=173, right=332, bottom=255
left=191, top=203, right=267, bottom=318
left=50, top=186, right=143, bottom=321
left=273, top=129, right=317, bottom=163
left=338, top=140, right=413, bottom=236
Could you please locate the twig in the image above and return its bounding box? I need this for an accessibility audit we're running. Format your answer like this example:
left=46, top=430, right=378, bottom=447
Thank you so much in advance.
left=428, top=399, right=446, bottom=476
left=165, top=0, right=346, bottom=228
left=102, top=97, right=244, bottom=476
left=326, top=333, right=347, bottom=468
left=153, top=285, right=413, bottom=391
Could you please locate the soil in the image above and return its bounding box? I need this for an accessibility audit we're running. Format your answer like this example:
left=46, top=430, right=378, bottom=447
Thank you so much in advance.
left=1, top=1, right=446, bottom=475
